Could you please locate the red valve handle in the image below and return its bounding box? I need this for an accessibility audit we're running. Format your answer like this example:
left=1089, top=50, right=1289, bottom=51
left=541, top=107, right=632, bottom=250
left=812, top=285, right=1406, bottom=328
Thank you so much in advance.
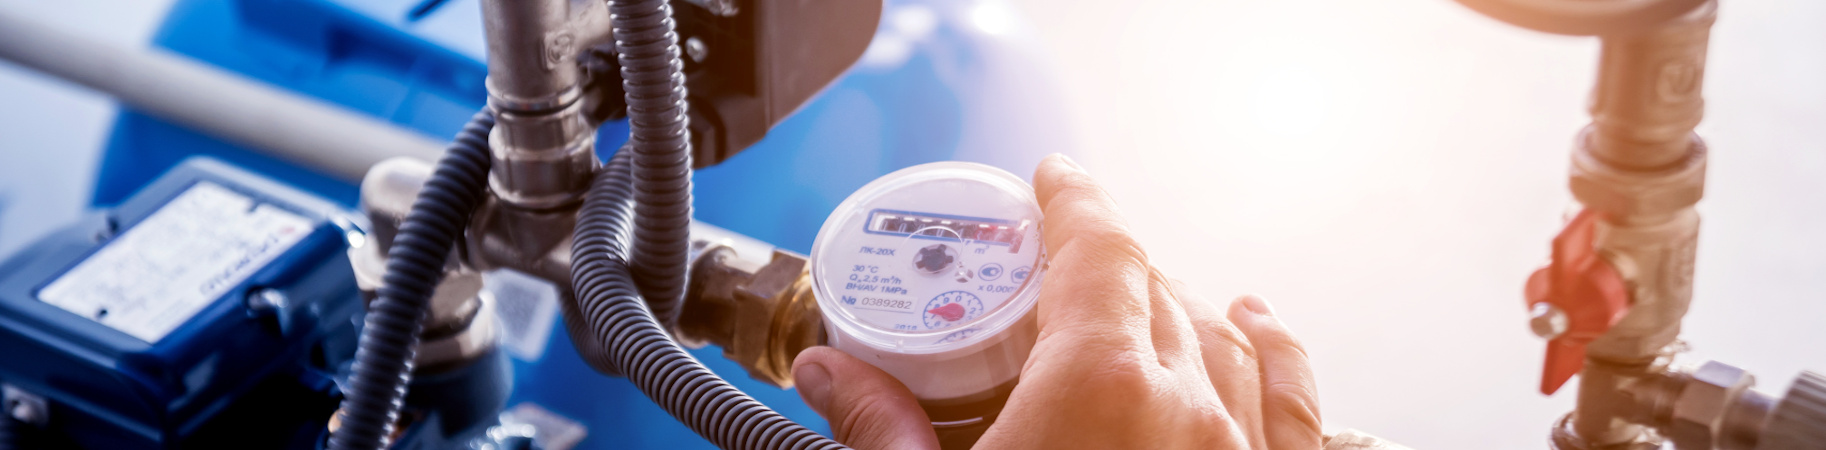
left=1524, top=209, right=1631, bottom=395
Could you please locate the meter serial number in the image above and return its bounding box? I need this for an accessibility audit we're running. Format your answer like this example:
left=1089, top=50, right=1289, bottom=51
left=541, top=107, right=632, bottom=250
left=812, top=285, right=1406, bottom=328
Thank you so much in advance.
left=858, top=297, right=913, bottom=310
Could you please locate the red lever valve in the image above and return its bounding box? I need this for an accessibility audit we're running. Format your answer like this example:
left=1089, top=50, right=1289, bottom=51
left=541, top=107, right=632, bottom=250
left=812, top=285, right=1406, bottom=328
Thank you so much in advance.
left=1524, top=209, right=1631, bottom=395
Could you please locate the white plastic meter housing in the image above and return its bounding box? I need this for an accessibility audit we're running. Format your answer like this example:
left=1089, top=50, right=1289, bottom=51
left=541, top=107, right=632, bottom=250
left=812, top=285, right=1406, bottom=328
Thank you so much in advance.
left=811, top=161, right=1046, bottom=418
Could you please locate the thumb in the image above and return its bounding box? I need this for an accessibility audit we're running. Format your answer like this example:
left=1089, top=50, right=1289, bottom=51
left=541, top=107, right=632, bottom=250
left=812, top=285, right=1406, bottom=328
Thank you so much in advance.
left=793, top=346, right=941, bottom=450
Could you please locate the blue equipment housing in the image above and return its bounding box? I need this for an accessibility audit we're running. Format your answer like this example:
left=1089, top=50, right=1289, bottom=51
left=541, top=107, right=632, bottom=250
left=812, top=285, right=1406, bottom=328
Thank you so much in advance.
left=62, top=0, right=1075, bottom=447
left=0, top=158, right=362, bottom=448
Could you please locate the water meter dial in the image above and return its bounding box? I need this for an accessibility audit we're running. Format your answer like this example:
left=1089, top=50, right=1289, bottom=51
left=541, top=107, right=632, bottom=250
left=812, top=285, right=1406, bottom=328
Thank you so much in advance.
left=810, top=161, right=1046, bottom=426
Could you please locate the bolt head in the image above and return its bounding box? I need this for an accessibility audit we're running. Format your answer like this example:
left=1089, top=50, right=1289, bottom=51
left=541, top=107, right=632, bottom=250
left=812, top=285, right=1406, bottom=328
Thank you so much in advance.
left=685, top=37, right=709, bottom=63
left=1529, top=303, right=1569, bottom=340
left=247, top=289, right=287, bottom=312
left=1669, top=361, right=1756, bottom=450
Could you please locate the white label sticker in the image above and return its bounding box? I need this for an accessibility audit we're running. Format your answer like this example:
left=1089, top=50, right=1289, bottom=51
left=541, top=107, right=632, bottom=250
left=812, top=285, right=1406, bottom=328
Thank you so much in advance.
left=39, top=182, right=313, bottom=343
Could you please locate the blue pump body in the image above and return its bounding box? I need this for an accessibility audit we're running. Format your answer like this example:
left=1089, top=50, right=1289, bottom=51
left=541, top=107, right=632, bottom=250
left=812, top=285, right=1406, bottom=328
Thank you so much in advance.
left=0, top=159, right=362, bottom=448
left=17, top=0, right=1077, bottom=447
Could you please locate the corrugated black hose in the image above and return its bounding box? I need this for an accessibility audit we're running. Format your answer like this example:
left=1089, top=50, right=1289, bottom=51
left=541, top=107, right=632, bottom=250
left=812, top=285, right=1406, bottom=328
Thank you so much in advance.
left=333, top=0, right=838, bottom=447
left=328, top=110, right=495, bottom=450
left=613, top=0, right=694, bottom=327
left=567, top=3, right=842, bottom=446
left=573, top=153, right=845, bottom=450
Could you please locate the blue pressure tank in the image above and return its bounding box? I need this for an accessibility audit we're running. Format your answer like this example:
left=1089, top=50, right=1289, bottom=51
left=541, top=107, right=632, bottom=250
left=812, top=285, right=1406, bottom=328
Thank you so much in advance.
left=77, top=0, right=1076, bottom=447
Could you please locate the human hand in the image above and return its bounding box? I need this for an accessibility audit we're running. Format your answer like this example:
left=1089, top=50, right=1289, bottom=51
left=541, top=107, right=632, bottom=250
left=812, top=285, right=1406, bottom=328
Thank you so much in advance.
left=790, top=154, right=1324, bottom=449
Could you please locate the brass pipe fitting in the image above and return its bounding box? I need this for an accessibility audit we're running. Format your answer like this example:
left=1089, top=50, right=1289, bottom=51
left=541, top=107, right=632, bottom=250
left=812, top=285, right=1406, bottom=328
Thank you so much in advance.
left=677, top=241, right=824, bottom=387
left=1587, top=2, right=1715, bottom=171
left=1562, top=3, right=1716, bottom=446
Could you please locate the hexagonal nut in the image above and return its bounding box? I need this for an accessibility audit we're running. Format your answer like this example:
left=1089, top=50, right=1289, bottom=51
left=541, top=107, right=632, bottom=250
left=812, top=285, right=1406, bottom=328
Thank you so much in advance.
left=1668, top=361, right=1756, bottom=450
left=426, top=270, right=484, bottom=333
left=1569, top=129, right=1707, bottom=217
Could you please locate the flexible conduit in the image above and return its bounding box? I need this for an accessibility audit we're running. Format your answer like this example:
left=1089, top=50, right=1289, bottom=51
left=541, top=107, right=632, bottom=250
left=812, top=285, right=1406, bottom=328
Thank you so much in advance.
left=572, top=154, right=845, bottom=449
left=613, top=0, right=695, bottom=327
left=328, top=111, right=495, bottom=450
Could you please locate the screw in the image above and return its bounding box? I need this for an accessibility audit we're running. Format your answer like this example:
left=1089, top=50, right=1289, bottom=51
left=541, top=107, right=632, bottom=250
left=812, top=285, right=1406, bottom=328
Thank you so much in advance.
left=248, top=288, right=287, bottom=313
left=685, top=37, right=709, bottom=63
left=4, top=386, right=48, bottom=426
left=1529, top=302, right=1569, bottom=340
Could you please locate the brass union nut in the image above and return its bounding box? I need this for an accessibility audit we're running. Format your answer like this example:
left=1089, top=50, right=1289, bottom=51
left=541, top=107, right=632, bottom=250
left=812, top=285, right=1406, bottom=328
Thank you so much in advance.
left=1569, top=128, right=1707, bottom=217
left=1668, top=361, right=1755, bottom=450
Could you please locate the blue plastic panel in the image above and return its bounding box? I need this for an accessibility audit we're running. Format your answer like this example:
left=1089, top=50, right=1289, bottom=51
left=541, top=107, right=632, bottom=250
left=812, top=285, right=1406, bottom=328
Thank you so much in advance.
left=0, top=158, right=362, bottom=448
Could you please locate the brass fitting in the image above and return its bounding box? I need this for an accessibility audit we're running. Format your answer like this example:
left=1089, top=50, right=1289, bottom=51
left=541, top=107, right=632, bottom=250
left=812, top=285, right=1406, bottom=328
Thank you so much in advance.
left=677, top=243, right=824, bottom=387
left=1569, top=130, right=1706, bottom=220
left=1586, top=1, right=1715, bottom=171
left=1551, top=2, right=1717, bottom=447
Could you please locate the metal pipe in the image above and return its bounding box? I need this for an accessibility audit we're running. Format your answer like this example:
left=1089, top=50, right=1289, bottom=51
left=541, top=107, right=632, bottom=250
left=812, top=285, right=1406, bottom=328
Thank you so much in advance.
left=1565, top=4, right=1717, bottom=446
left=478, top=0, right=604, bottom=210
left=1588, top=2, right=1716, bottom=171
left=0, top=9, right=446, bottom=181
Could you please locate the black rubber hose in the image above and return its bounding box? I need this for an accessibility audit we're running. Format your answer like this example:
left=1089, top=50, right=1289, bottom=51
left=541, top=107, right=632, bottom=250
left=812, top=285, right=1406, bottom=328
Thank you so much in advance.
left=329, top=110, right=495, bottom=450
left=611, top=0, right=694, bottom=327
left=573, top=153, right=845, bottom=450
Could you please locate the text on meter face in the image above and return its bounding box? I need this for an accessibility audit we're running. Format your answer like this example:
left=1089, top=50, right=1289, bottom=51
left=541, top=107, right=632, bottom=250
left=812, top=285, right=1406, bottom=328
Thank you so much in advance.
left=864, top=209, right=1029, bottom=253
left=838, top=208, right=1040, bottom=334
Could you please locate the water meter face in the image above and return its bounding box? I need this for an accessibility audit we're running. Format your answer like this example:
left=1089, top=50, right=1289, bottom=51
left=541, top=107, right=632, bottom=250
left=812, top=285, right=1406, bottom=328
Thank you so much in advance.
left=811, top=162, right=1045, bottom=354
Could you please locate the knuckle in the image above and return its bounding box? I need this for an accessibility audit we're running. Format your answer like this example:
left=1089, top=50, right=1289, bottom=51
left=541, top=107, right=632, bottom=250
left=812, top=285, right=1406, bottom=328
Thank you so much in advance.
left=1196, top=319, right=1259, bottom=361
left=1075, top=225, right=1149, bottom=265
left=1043, top=169, right=1107, bottom=202
left=1263, top=381, right=1324, bottom=436
left=1242, top=320, right=1310, bottom=362
left=1077, top=351, right=1163, bottom=398
left=835, top=394, right=905, bottom=444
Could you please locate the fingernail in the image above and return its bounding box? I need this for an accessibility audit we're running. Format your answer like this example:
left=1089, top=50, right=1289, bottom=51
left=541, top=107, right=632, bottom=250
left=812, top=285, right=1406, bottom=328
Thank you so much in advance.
left=1241, top=295, right=1275, bottom=316
left=795, top=362, right=833, bottom=414
left=1053, top=154, right=1085, bottom=172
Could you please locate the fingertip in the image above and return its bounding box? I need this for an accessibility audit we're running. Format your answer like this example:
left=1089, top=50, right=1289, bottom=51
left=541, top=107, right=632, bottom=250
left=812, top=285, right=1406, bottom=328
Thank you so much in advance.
left=1033, top=154, right=1097, bottom=210
left=790, top=347, right=941, bottom=450
left=1037, top=153, right=1084, bottom=177
left=792, top=352, right=835, bottom=415
left=1224, top=296, right=1323, bottom=449
left=1241, top=294, right=1275, bottom=316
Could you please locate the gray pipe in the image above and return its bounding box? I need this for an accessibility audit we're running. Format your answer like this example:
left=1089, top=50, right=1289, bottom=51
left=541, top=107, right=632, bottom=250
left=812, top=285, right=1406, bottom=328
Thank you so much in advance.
left=0, top=9, right=446, bottom=181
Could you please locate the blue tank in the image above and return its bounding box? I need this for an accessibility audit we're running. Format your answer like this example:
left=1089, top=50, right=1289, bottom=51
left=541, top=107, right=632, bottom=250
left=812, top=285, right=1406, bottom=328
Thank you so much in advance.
left=84, top=0, right=1076, bottom=447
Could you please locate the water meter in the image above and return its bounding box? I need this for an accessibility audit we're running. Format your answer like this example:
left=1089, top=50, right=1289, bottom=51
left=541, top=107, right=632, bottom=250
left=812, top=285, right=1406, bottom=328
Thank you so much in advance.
left=810, top=161, right=1047, bottom=429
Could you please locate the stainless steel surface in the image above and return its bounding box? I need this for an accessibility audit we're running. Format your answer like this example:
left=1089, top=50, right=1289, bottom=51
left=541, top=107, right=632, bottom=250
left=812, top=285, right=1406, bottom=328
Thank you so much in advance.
left=1532, top=302, right=1571, bottom=340
left=479, top=0, right=602, bottom=110
left=0, top=8, right=445, bottom=182
left=465, top=197, right=579, bottom=285
left=352, top=158, right=496, bottom=370
left=1587, top=3, right=1715, bottom=171
left=486, top=103, right=598, bottom=210
left=1668, top=361, right=1758, bottom=450
left=479, top=0, right=607, bottom=210
left=359, top=157, right=436, bottom=253
left=415, top=288, right=498, bottom=372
